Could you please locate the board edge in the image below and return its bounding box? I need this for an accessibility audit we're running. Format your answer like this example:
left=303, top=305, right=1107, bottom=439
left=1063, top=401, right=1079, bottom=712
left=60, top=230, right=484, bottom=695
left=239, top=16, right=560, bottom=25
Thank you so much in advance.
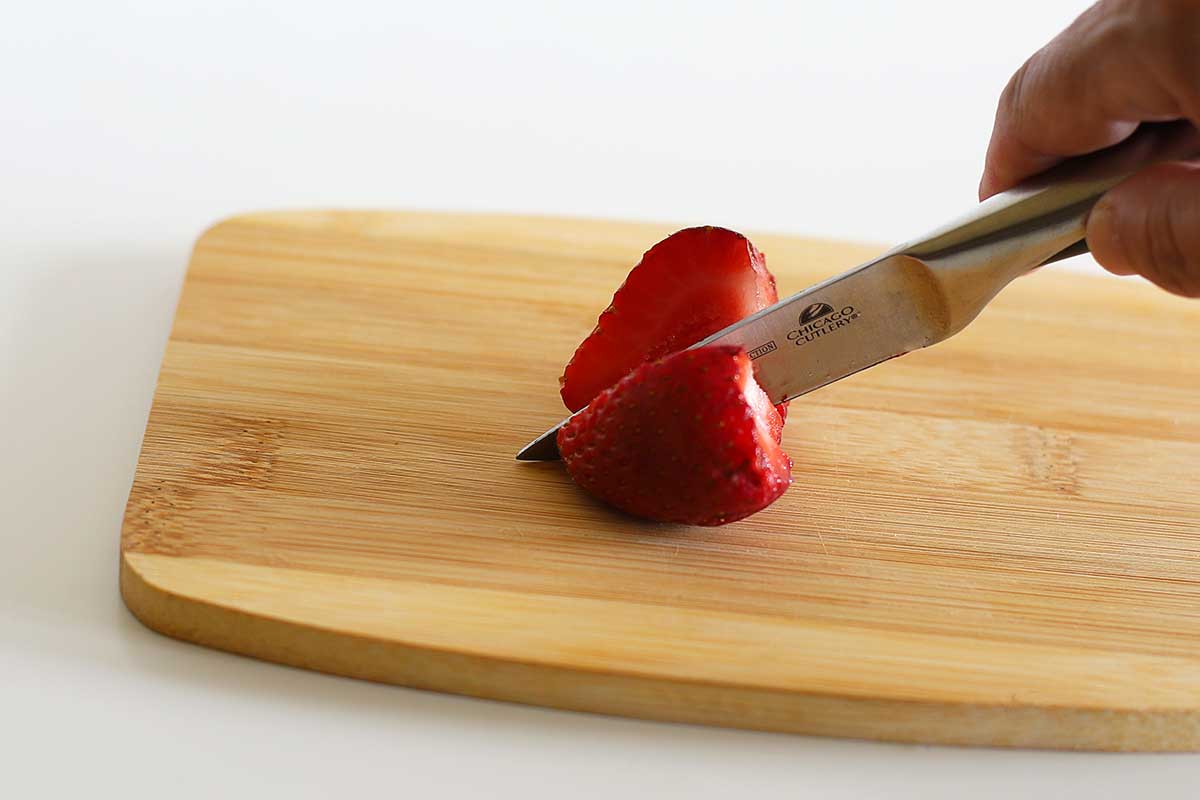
left=117, top=551, right=1200, bottom=753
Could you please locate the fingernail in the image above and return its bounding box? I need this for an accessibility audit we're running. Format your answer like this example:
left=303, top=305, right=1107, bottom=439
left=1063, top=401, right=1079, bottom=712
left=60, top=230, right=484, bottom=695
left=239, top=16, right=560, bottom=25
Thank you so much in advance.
left=1087, top=196, right=1136, bottom=276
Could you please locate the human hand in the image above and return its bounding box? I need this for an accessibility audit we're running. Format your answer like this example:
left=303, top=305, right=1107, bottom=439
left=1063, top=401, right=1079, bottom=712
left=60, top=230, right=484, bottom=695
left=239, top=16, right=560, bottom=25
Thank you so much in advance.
left=980, top=0, right=1200, bottom=297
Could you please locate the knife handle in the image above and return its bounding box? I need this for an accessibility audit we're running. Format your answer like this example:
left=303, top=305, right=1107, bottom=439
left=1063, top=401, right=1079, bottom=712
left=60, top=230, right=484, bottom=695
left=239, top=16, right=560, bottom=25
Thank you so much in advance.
left=896, top=120, right=1200, bottom=272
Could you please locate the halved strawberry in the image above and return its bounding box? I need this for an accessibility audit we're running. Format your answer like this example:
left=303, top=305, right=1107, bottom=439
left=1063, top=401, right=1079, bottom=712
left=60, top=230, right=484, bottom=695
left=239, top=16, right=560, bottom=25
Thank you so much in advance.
left=559, top=226, right=781, bottom=413
left=557, top=345, right=792, bottom=526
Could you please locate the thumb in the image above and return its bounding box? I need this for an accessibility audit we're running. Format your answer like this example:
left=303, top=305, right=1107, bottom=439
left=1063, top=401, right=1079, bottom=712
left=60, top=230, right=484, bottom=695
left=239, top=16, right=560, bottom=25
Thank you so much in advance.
left=1087, top=162, right=1200, bottom=298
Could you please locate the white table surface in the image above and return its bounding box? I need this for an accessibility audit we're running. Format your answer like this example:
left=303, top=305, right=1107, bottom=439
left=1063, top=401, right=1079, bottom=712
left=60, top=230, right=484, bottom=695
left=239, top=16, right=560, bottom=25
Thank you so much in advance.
left=5, top=1, right=1196, bottom=796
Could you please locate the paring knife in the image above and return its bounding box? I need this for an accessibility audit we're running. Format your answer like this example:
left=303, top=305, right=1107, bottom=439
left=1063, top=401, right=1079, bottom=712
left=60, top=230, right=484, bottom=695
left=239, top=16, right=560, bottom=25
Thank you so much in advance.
left=517, top=121, right=1200, bottom=462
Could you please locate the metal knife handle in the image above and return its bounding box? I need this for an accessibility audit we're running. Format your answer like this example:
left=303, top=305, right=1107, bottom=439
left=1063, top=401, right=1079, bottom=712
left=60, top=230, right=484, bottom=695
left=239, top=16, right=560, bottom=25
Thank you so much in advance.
left=895, top=120, right=1200, bottom=269
left=888, top=121, right=1200, bottom=337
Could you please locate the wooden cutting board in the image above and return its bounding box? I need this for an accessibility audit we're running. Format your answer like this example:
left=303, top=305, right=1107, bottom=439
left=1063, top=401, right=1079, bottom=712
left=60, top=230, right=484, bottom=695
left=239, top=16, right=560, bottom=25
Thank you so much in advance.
left=121, top=211, right=1200, bottom=751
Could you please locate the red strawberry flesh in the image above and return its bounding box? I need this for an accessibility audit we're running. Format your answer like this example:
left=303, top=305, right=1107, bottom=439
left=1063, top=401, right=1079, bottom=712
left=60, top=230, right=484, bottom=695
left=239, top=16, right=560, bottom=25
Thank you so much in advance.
left=557, top=345, right=792, bottom=526
left=559, top=226, right=780, bottom=413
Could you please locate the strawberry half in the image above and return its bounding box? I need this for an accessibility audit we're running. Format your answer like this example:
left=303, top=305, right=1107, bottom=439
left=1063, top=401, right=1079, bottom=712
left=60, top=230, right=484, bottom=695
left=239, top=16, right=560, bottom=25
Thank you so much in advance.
left=559, top=226, right=781, bottom=413
left=557, top=345, right=792, bottom=526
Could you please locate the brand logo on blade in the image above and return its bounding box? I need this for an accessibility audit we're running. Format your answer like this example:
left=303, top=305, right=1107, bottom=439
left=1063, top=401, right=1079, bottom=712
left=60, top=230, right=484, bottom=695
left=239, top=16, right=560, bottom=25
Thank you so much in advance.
left=786, top=302, right=861, bottom=346
left=798, top=302, right=835, bottom=325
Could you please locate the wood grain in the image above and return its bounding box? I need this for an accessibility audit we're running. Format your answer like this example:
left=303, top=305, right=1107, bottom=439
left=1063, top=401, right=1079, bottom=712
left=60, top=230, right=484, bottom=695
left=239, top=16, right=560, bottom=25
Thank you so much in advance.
left=120, top=211, right=1200, bottom=750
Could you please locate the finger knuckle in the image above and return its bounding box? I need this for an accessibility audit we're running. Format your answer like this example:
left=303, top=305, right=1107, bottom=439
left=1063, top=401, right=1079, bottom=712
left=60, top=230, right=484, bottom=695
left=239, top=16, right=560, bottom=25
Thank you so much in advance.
left=1000, top=60, right=1033, bottom=126
left=1001, top=49, right=1064, bottom=141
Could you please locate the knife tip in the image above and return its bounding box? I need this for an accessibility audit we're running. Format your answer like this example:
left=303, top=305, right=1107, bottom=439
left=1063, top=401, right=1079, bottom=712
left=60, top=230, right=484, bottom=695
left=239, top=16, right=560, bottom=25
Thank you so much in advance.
left=515, top=425, right=564, bottom=462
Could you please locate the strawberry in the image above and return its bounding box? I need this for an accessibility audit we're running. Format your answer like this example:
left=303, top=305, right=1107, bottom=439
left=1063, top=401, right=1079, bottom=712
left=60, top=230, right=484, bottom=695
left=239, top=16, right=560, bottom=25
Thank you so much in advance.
left=559, top=226, right=782, bottom=413
left=557, top=345, right=792, bottom=526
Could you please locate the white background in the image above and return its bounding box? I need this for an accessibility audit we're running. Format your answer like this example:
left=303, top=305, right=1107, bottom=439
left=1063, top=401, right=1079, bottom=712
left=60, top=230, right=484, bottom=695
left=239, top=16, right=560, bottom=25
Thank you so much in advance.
left=4, top=1, right=1196, bottom=797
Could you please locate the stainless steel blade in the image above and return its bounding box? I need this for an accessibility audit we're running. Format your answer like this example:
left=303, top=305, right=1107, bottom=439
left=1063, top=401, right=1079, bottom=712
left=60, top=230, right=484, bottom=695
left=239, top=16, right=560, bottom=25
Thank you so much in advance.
left=515, top=253, right=950, bottom=461
left=689, top=253, right=950, bottom=403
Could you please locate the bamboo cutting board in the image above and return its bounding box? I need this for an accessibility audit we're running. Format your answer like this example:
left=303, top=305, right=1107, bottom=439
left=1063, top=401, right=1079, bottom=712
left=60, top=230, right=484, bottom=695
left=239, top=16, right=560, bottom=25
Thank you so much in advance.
left=121, top=211, right=1200, bottom=751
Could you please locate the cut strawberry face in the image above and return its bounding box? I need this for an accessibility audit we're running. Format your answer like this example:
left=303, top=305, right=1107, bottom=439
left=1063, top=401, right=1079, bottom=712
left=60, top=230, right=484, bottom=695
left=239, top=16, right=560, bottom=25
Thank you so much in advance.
left=559, top=226, right=780, bottom=413
left=557, top=346, right=792, bottom=526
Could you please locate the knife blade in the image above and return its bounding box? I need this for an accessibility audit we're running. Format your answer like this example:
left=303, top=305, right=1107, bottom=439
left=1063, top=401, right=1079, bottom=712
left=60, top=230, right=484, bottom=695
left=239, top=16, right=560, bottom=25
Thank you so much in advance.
left=517, top=121, right=1200, bottom=461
